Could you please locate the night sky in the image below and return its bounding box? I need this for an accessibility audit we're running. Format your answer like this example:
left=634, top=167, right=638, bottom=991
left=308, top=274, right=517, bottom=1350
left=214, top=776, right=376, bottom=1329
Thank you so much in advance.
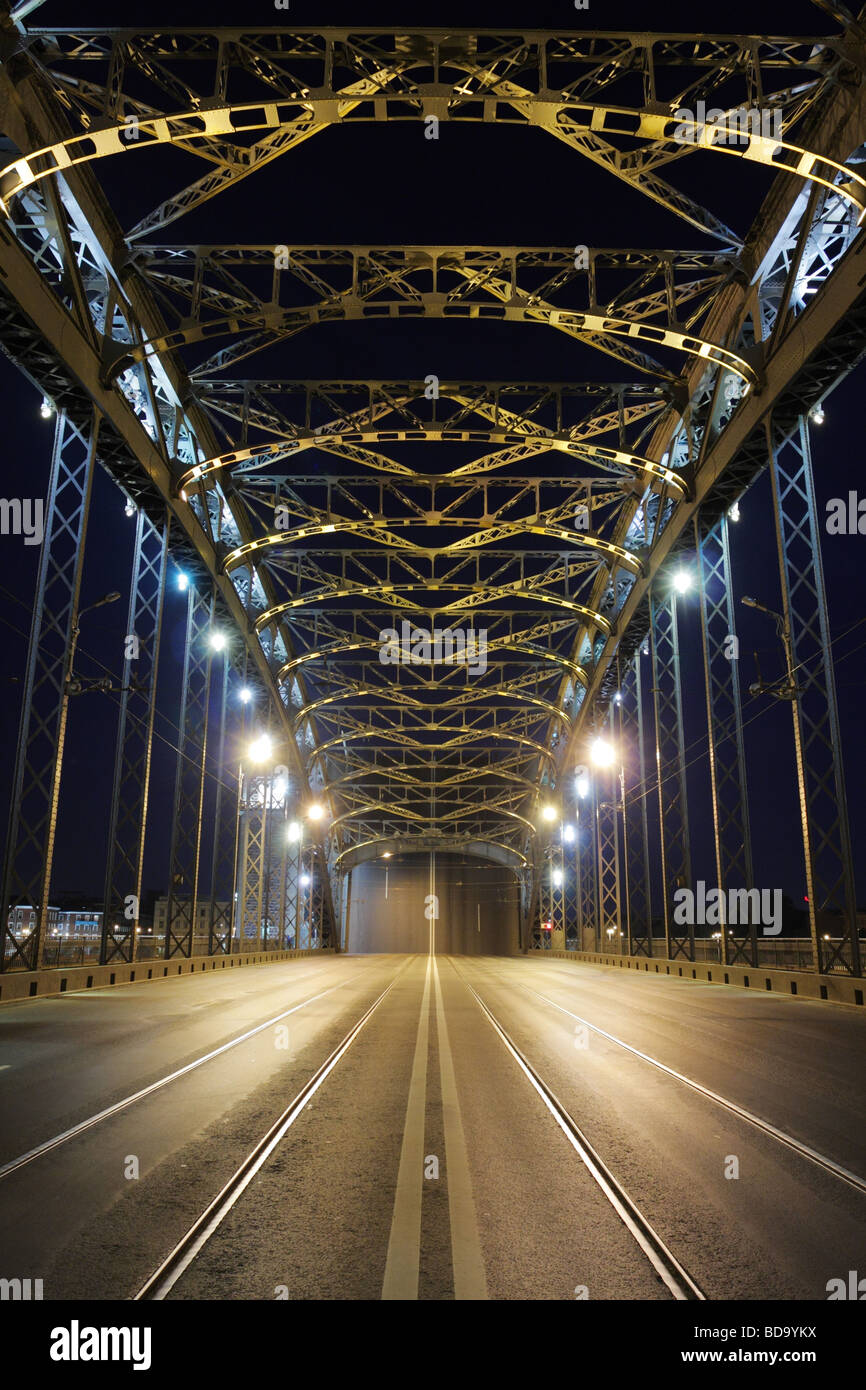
left=0, top=0, right=863, bottom=914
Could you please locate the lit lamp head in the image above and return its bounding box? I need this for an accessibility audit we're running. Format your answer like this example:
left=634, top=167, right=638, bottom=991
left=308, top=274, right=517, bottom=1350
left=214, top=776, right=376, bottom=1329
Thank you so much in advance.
left=209, top=631, right=227, bottom=652
left=590, top=737, right=615, bottom=769
left=672, top=568, right=692, bottom=595
left=247, top=733, right=273, bottom=764
left=307, top=803, right=325, bottom=821
left=541, top=805, right=557, bottom=824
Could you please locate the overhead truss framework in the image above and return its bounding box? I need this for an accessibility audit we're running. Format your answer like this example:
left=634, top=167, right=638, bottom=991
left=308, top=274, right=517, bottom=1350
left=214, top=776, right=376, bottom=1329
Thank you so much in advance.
left=0, top=16, right=864, bottom=958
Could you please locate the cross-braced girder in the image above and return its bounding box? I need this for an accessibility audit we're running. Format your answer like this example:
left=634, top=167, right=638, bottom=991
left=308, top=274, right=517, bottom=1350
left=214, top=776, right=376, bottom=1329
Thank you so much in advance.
left=0, top=14, right=865, bottom=967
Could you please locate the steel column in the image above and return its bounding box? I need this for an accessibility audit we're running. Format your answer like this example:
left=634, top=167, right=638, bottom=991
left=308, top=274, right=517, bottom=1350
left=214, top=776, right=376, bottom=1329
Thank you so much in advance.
left=696, top=512, right=756, bottom=968
left=620, top=652, right=653, bottom=956
left=649, top=590, right=694, bottom=960
left=769, top=415, right=860, bottom=977
left=0, top=409, right=99, bottom=972
left=576, top=776, right=599, bottom=950
left=164, top=583, right=215, bottom=958
left=102, top=507, right=168, bottom=964
left=206, top=657, right=238, bottom=955
left=596, top=704, right=623, bottom=955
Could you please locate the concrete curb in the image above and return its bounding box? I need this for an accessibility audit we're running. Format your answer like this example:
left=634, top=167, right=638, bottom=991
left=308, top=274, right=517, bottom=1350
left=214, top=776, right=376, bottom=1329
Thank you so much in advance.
left=0, top=947, right=336, bottom=1004
left=526, top=948, right=866, bottom=1008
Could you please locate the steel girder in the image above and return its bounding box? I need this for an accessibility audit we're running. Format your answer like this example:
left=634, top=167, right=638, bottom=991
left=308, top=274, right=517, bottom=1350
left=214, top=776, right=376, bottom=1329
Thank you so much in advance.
left=237, top=777, right=268, bottom=948
left=537, top=841, right=565, bottom=950
left=768, top=416, right=860, bottom=977
left=1, top=17, right=865, bottom=960
left=206, top=656, right=237, bottom=956
left=109, top=245, right=748, bottom=385
left=0, top=409, right=98, bottom=972
left=7, top=28, right=866, bottom=242
left=649, top=590, right=694, bottom=961
left=102, top=506, right=168, bottom=964
left=164, top=582, right=215, bottom=959
left=696, top=512, right=756, bottom=969
left=620, top=653, right=653, bottom=956
left=0, top=52, right=340, bottom=957
left=576, top=776, right=599, bottom=950
left=595, top=701, right=624, bottom=954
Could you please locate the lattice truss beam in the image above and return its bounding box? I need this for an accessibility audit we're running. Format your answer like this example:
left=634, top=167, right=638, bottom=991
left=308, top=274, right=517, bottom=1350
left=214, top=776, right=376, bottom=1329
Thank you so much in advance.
left=5, top=27, right=866, bottom=243
left=0, top=18, right=865, bottom=885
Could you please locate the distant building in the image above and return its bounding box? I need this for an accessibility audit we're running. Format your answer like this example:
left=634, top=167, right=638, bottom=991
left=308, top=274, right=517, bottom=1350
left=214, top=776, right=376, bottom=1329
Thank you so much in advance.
left=6, top=905, right=103, bottom=937
left=153, top=898, right=231, bottom=936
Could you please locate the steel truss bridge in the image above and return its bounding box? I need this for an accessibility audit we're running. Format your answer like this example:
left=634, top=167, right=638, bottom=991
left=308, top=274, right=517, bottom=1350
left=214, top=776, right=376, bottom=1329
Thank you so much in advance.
left=0, top=12, right=864, bottom=977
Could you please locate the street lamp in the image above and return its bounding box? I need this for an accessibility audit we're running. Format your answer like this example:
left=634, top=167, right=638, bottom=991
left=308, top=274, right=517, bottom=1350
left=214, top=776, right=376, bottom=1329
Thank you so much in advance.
left=247, top=733, right=273, bottom=764
left=65, top=592, right=121, bottom=695
left=590, top=737, right=615, bottom=768
left=741, top=596, right=801, bottom=700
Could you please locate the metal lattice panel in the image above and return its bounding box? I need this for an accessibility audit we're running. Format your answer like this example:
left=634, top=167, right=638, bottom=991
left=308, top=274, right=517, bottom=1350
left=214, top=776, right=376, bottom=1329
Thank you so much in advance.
left=769, top=416, right=860, bottom=976
left=102, top=508, right=168, bottom=964
left=206, top=660, right=239, bottom=956
left=596, top=703, right=623, bottom=953
left=620, top=654, right=653, bottom=955
left=164, top=584, right=215, bottom=958
left=649, top=591, right=694, bottom=960
left=696, top=512, right=756, bottom=968
left=0, top=410, right=98, bottom=971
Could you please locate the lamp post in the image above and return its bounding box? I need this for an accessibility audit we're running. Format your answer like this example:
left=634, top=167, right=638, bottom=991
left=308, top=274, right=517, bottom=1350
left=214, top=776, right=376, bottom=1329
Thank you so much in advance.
left=65, top=592, right=122, bottom=696
left=741, top=596, right=801, bottom=702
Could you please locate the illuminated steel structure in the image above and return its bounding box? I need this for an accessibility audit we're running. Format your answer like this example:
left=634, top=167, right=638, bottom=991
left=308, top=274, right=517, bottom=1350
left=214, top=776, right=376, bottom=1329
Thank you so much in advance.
left=0, top=17, right=864, bottom=976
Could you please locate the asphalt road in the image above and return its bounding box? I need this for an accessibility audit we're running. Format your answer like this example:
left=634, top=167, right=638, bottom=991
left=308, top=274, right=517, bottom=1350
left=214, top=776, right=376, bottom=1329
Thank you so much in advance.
left=1, top=952, right=864, bottom=1301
